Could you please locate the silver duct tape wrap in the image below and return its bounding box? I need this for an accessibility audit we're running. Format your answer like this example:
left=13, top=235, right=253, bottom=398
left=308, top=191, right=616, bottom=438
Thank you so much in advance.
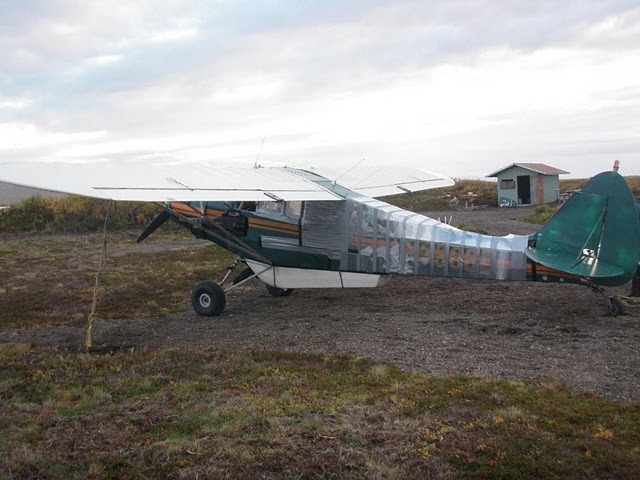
left=340, top=197, right=529, bottom=281
left=301, top=200, right=347, bottom=260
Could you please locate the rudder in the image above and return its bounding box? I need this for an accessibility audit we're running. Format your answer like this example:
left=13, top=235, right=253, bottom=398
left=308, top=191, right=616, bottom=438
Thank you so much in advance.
left=526, top=170, right=640, bottom=286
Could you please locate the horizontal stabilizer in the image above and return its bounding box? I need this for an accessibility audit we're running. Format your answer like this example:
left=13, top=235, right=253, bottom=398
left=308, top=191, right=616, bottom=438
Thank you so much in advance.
left=526, top=170, right=640, bottom=286
left=526, top=249, right=624, bottom=278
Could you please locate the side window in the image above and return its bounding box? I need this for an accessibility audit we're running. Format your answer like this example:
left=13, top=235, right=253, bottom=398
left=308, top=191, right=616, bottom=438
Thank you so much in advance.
left=286, top=201, right=303, bottom=220
left=256, top=201, right=284, bottom=217
left=256, top=201, right=302, bottom=222
left=239, top=201, right=257, bottom=212
left=500, top=179, right=516, bottom=190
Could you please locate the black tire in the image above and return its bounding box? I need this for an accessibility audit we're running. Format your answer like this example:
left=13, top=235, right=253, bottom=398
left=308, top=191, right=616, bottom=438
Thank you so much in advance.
left=607, top=297, right=626, bottom=317
left=232, top=268, right=254, bottom=285
left=265, top=285, right=294, bottom=297
left=192, top=280, right=226, bottom=316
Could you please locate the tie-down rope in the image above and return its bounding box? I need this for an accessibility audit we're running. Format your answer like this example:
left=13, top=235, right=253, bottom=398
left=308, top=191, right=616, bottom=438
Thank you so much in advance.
left=85, top=200, right=113, bottom=350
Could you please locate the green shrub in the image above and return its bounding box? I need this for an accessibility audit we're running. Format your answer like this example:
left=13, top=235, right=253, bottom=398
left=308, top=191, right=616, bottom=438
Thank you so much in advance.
left=0, top=196, right=163, bottom=233
left=0, top=196, right=55, bottom=232
left=522, top=204, right=557, bottom=224
left=387, top=178, right=498, bottom=211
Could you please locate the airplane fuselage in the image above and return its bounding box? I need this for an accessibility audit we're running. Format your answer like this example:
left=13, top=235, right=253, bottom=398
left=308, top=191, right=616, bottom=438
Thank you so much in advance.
left=167, top=197, right=581, bottom=289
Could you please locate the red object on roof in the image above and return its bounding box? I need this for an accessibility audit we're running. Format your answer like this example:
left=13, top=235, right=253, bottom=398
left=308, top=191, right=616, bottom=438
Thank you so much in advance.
left=486, top=163, right=570, bottom=177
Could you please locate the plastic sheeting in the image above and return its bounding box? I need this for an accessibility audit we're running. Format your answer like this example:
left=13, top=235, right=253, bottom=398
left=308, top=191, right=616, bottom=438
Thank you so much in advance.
left=298, top=195, right=529, bottom=280
left=341, top=196, right=529, bottom=280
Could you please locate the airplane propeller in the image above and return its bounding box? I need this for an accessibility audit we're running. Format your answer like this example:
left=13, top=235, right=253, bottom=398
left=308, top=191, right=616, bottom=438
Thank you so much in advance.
left=136, top=209, right=171, bottom=243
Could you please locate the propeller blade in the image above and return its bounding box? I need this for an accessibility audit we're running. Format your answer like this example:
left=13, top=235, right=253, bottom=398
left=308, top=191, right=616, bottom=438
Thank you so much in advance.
left=136, top=209, right=171, bottom=243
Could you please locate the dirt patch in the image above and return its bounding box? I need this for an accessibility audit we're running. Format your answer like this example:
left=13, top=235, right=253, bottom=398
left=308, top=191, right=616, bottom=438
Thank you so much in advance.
left=2, top=206, right=639, bottom=403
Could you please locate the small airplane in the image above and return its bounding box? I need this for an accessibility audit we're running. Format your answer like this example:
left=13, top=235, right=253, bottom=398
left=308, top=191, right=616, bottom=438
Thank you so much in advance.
left=1, top=160, right=639, bottom=317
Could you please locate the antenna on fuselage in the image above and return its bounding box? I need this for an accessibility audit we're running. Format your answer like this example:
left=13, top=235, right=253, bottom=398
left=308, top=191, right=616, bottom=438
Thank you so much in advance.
left=253, top=137, right=266, bottom=169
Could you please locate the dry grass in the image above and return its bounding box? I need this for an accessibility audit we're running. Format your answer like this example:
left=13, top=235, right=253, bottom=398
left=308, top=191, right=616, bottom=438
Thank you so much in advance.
left=0, top=230, right=233, bottom=329
left=1, top=231, right=639, bottom=478
left=1, top=345, right=638, bottom=479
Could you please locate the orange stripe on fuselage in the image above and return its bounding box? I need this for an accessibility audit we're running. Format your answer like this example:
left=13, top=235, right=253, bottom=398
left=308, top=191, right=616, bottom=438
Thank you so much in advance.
left=170, top=202, right=226, bottom=218
left=171, top=203, right=204, bottom=217
left=249, top=218, right=299, bottom=235
left=204, top=208, right=225, bottom=218
left=170, top=203, right=299, bottom=237
left=527, top=263, right=581, bottom=280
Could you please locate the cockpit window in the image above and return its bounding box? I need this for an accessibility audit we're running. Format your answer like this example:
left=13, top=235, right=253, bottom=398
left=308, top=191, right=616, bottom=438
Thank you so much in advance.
left=256, top=201, right=302, bottom=222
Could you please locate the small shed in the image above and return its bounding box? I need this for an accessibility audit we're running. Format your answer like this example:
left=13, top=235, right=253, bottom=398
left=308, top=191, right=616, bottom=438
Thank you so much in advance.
left=487, top=163, right=569, bottom=207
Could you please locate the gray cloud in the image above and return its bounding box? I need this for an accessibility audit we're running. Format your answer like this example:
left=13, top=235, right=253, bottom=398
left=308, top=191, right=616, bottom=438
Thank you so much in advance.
left=1, top=0, right=639, bottom=177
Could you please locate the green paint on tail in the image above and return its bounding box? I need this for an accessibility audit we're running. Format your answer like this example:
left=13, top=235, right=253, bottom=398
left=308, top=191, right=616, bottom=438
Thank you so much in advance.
left=526, top=171, right=640, bottom=286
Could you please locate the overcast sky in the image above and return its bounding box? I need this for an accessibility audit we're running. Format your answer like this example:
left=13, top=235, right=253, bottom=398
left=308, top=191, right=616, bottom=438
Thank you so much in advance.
left=1, top=0, right=639, bottom=179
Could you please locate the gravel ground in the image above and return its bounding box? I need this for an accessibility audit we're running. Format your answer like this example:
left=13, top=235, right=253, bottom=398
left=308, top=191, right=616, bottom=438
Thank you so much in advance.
left=2, top=206, right=639, bottom=403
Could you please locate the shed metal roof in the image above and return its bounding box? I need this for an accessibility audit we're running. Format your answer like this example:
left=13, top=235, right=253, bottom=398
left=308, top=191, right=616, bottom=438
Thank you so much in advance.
left=487, top=163, right=570, bottom=178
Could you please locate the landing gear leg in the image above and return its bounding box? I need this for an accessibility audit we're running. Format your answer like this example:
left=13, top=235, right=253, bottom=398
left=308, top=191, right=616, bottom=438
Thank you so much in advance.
left=191, top=257, right=264, bottom=316
left=222, top=258, right=292, bottom=296
left=191, top=256, right=288, bottom=315
left=191, top=257, right=244, bottom=317
left=219, top=257, right=242, bottom=287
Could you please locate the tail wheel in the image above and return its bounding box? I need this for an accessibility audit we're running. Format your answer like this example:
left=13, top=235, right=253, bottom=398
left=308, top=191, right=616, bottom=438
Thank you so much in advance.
left=266, top=285, right=294, bottom=297
left=606, top=297, right=626, bottom=317
left=192, top=281, right=226, bottom=316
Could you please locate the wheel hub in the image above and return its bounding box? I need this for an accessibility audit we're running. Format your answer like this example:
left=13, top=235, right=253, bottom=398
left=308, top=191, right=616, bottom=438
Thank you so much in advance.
left=199, top=293, right=211, bottom=308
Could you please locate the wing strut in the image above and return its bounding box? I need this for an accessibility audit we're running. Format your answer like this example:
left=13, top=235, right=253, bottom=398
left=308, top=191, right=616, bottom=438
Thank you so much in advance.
left=136, top=210, right=171, bottom=243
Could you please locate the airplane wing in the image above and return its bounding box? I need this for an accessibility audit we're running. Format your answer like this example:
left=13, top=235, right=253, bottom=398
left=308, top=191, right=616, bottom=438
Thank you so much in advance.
left=303, top=165, right=454, bottom=197
left=0, top=161, right=343, bottom=202
left=0, top=160, right=454, bottom=203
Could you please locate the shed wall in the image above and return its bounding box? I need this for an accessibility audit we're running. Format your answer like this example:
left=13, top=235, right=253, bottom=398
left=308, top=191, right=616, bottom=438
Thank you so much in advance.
left=496, top=166, right=534, bottom=206
left=542, top=175, right=561, bottom=203
left=495, top=166, right=560, bottom=207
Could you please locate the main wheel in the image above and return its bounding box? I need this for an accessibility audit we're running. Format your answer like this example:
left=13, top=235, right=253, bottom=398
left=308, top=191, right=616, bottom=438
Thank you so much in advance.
left=265, top=285, right=294, bottom=297
left=192, top=281, right=226, bottom=316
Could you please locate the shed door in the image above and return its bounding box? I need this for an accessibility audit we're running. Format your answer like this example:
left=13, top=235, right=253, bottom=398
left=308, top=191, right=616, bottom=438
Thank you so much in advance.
left=517, top=176, right=531, bottom=205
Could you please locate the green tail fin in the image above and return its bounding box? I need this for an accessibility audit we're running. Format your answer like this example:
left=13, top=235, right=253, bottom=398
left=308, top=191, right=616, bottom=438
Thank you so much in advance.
left=526, top=170, right=640, bottom=286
